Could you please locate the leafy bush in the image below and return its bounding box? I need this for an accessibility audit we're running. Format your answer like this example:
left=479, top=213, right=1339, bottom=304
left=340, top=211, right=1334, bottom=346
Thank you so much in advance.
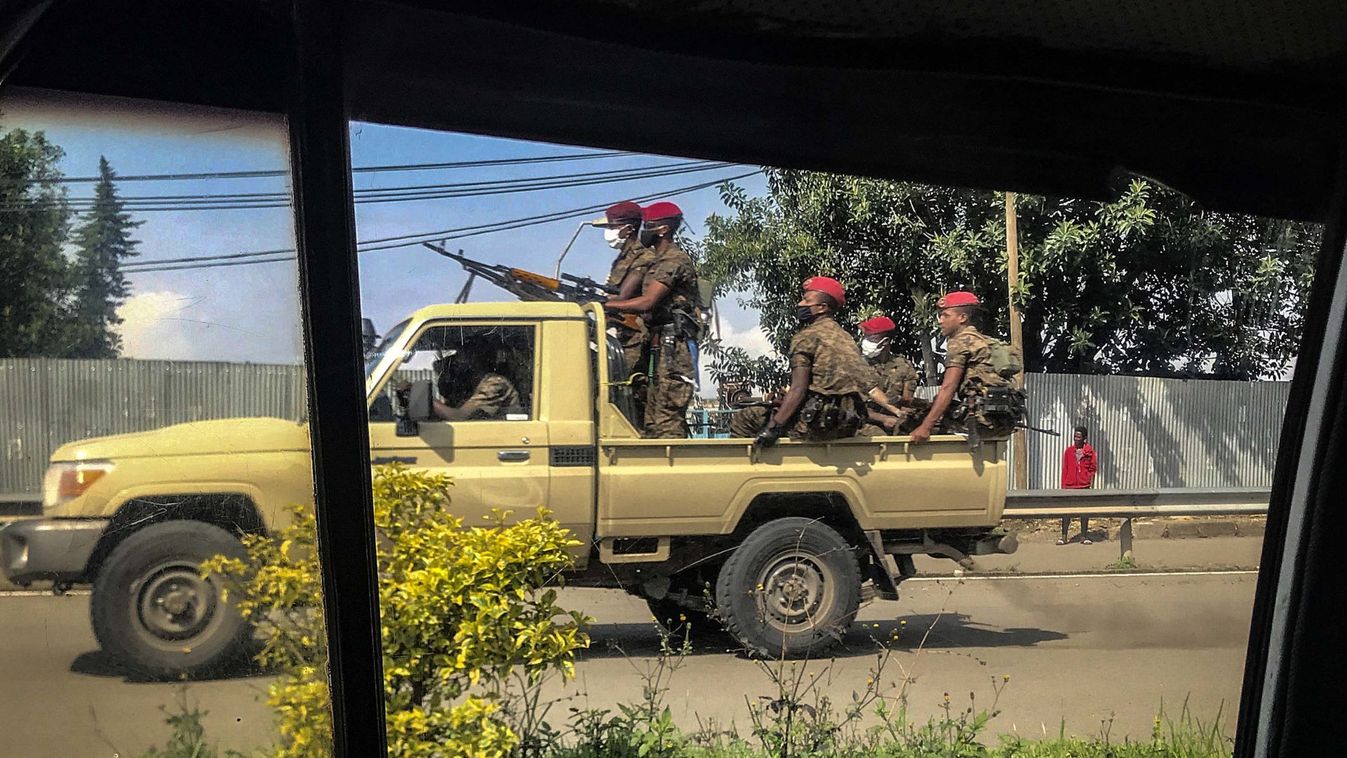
left=204, top=464, right=590, bottom=758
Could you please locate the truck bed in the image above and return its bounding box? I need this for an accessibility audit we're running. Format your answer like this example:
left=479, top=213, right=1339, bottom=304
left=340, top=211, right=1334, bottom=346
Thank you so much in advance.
left=596, top=434, right=1007, bottom=538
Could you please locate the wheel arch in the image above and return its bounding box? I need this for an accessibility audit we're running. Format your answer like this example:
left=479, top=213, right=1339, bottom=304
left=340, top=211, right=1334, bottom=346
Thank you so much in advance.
left=731, top=490, right=866, bottom=546
left=84, top=492, right=266, bottom=578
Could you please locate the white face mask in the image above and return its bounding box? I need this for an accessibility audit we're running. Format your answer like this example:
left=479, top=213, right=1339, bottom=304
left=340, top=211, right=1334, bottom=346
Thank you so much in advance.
left=603, top=226, right=624, bottom=250
left=860, top=337, right=886, bottom=358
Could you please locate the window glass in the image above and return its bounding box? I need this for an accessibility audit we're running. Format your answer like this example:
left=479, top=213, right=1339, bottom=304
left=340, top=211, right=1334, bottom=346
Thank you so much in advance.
left=342, top=121, right=1313, bottom=756
left=0, top=88, right=327, bottom=756
left=381, top=323, right=536, bottom=422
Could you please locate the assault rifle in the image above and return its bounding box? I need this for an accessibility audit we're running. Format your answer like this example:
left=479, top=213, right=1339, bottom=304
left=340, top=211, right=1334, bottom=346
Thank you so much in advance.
left=422, top=243, right=642, bottom=331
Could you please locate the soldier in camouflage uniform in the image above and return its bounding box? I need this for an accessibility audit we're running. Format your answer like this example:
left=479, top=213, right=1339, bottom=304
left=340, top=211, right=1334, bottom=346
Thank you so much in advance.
left=605, top=201, right=700, bottom=438
left=856, top=315, right=926, bottom=435
left=593, top=201, right=657, bottom=423
left=429, top=344, right=521, bottom=421
left=910, top=291, right=1019, bottom=443
left=748, top=277, right=887, bottom=445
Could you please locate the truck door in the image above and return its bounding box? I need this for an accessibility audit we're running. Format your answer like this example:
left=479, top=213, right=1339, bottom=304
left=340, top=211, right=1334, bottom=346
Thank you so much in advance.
left=367, top=322, right=549, bottom=528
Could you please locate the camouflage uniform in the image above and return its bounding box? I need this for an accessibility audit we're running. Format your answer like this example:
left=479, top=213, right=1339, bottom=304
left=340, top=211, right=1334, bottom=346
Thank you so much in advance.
left=607, top=238, right=656, bottom=426
left=730, top=403, right=770, bottom=437
left=642, top=243, right=699, bottom=438
left=943, top=325, right=1017, bottom=438
left=732, top=316, right=878, bottom=440
left=606, top=238, right=657, bottom=376
left=859, top=353, right=925, bottom=435
left=461, top=372, right=521, bottom=420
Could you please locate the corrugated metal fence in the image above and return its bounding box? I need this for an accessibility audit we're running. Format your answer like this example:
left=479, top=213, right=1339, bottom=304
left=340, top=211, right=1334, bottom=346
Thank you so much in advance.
left=1, top=358, right=1291, bottom=496
left=1021, top=373, right=1290, bottom=490
left=1, top=358, right=309, bottom=496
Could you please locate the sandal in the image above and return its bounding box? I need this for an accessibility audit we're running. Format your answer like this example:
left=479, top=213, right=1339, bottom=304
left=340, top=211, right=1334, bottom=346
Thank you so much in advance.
left=1056, top=538, right=1067, bottom=545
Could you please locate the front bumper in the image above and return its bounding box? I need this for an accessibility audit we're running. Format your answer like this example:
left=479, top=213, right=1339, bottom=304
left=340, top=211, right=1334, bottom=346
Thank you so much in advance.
left=0, top=518, right=109, bottom=585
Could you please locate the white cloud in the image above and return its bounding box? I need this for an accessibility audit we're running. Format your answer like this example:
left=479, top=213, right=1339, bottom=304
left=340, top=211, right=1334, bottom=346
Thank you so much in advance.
left=715, top=320, right=777, bottom=358
left=116, top=290, right=199, bottom=359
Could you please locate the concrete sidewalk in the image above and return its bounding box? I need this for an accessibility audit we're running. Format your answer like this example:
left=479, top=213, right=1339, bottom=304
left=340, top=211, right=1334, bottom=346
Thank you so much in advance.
left=915, top=534, right=1263, bottom=576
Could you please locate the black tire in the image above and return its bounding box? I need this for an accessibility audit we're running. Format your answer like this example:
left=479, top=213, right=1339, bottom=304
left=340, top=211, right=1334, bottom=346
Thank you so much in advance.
left=646, top=597, right=724, bottom=641
left=91, top=520, right=251, bottom=679
left=715, top=518, right=861, bottom=658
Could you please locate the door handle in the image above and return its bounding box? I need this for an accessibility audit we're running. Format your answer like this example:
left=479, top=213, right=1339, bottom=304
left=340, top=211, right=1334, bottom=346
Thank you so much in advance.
left=497, top=450, right=530, bottom=462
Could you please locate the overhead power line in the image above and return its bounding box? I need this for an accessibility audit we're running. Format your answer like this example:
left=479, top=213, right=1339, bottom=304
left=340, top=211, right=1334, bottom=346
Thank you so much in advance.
left=121, top=169, right=761, bottom=275
left=6, top=148, right=634, bottom=184
left=0, top=160, right=729, bottom=213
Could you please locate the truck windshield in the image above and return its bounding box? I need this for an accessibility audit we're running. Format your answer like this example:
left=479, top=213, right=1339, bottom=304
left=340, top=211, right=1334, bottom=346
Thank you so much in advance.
left=364, top=318, right=411, bottom=381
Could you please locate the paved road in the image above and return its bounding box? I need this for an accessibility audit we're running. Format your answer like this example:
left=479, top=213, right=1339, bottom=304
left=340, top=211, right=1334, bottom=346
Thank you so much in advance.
left=0, top=571, right=1255, bottom=756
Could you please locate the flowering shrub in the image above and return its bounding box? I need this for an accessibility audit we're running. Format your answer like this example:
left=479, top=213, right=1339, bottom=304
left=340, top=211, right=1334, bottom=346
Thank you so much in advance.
left=204, top=464, right=590, bottom=758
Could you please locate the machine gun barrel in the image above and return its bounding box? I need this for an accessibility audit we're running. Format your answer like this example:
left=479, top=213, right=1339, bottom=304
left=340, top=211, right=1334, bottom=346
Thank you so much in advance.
left=424, top=242, right=610, bottom=303
left=560, top=271, right=617, bottom=297
left=423, top=242, right=644, bottom=332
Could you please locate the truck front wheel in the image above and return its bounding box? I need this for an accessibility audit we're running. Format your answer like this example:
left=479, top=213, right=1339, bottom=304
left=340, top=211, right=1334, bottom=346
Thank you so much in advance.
left=91, top=520, right=251, bottom=678
left=715, top=518, right=860, bottom=658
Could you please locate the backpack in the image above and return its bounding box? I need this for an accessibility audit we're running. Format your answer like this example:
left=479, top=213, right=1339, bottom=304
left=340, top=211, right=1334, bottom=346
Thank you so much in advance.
left=986, top=337, right=1023, bottom=380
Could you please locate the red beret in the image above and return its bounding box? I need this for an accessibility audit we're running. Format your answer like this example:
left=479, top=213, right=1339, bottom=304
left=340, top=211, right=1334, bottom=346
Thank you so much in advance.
left=642, top=201, right=683, bottom=223
left=937, top=291, right=981, bottom=309
left=859, top=316, right=896, bottom=336
left=594, top=201, right=643, bottom=226
left=803, top=276, right=845, bottom=307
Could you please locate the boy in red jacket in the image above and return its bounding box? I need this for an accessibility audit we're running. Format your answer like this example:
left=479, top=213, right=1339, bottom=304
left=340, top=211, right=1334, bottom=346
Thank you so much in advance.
left=1059, top=425, right=1097, bottom=545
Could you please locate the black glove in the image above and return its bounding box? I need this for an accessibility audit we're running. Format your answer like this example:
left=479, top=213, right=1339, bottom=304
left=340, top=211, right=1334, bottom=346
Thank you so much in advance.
left=754, top=423, right=784, bottom=448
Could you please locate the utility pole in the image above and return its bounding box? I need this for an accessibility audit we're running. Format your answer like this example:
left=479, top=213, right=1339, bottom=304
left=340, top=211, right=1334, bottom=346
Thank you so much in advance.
left=1005, top=192, right=1028, bottom=490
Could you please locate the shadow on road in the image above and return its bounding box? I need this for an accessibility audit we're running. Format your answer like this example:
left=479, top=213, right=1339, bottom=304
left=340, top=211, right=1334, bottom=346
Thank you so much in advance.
left=861, top=613, right=1068, bottom=651
left=69, top=650, right=273, bottom=683
left=577, top=612, right=1067, bottom=660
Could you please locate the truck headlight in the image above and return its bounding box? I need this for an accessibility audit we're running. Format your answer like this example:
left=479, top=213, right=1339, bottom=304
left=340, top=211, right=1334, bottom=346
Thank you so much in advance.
left=43, top=460, right=115, bottom=509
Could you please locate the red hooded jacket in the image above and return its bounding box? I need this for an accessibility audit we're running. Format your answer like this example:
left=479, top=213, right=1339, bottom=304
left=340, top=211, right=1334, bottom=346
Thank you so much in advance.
left=1061, top=443, right=1097, bottom=488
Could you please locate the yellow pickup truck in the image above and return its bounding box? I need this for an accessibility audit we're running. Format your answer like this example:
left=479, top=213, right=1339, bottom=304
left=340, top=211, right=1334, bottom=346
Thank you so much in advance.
left=1, top=301, right=1015, bottom=676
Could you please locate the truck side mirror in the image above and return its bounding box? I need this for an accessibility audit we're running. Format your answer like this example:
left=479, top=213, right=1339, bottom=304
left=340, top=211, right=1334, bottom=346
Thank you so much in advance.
left=361, top=318, right=378, bottom=356
left=394, top=380, right=436, bottom=437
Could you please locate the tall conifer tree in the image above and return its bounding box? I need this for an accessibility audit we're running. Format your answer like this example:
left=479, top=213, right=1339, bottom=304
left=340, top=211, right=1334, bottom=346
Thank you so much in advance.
left=69, top=156, right=141, bottom=357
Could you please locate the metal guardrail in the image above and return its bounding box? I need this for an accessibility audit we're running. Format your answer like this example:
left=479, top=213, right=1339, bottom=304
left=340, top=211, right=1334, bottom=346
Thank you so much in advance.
left=1003, top=487, right=1270, bottom=518
left=1002, top=487, right=1270, bottom=559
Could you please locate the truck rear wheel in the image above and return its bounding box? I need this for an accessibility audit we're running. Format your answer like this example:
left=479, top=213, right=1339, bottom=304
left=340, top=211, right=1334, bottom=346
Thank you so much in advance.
left=715, top=518, right=860, bottom=658
left=91, top=520, right=251, bottom=679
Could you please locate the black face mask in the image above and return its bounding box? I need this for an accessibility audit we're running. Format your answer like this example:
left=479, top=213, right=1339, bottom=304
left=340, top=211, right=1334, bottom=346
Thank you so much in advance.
left=796, top=305, right=818, bottom=323
left=640, top=229, right=661, bottom=247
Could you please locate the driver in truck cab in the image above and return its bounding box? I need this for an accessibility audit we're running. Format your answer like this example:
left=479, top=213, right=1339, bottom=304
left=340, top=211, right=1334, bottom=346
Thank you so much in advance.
left=428, top=342, right=521, bottom=421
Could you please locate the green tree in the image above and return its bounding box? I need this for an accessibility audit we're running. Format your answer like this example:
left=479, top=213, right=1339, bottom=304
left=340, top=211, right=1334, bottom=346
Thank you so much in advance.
left=68, top=156, right=140, bottom=357
left=701, top=169, right=1318, bottom=386
left=0, top=126, right=75, bottom=357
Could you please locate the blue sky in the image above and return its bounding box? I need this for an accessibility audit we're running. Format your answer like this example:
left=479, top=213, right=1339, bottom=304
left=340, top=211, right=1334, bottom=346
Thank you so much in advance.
left=2, top=88, right=773, bottom=388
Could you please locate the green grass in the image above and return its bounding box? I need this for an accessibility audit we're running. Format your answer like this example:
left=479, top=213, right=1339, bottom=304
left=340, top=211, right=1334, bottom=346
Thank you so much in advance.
left=1106, top=554, right=1140, bottom=570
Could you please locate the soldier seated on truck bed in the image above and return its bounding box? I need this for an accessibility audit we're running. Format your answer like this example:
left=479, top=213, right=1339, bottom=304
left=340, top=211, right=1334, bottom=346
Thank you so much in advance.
left=428, top=342, right=522, bottom=421
left=738, top=276, right=905, bottom=446
left=909, top=290, right=1024, bottom=445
